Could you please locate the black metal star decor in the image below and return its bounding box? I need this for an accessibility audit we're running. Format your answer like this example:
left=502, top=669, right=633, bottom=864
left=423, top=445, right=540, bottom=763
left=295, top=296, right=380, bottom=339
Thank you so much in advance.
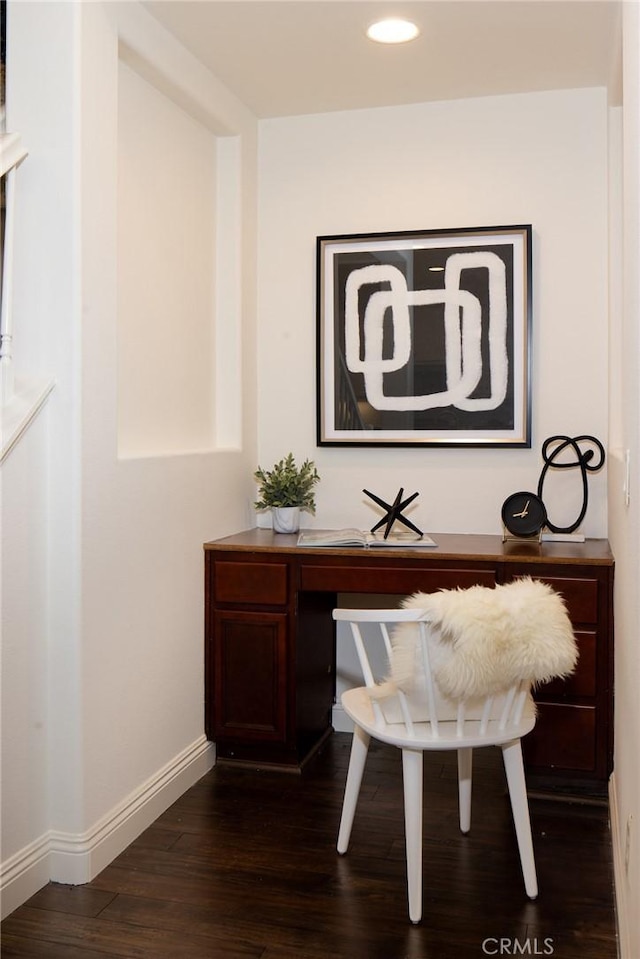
left=363, top=487, right=424, bottom=539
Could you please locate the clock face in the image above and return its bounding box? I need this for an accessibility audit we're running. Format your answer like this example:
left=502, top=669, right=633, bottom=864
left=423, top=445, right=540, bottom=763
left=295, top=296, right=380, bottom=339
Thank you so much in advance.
left=501, top=491, right=548, bottom=538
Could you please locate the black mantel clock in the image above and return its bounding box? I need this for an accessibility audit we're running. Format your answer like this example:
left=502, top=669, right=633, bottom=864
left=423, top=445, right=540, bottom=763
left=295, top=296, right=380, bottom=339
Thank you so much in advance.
left=501, top=490, right=548, bottom=539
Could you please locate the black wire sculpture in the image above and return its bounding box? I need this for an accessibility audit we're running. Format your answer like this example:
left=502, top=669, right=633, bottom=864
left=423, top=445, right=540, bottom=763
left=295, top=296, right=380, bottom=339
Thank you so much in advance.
left=363, top=487, right=424, bottom=539
left=536, top=434, right=606, bottom=534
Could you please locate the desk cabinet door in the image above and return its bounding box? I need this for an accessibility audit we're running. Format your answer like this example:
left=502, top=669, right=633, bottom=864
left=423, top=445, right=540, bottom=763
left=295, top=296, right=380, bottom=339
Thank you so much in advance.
left=212, top=610, right=288, bottom=743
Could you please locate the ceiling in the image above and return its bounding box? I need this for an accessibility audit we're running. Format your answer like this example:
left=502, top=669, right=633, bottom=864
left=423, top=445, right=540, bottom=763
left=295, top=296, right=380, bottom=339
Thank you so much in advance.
left=144, top=1, right=622, bottom=119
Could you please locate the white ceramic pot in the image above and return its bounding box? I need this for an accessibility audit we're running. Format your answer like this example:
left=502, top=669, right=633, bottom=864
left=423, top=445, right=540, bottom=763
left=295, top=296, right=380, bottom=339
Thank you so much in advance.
left=272, top=506, right=301, bottom=534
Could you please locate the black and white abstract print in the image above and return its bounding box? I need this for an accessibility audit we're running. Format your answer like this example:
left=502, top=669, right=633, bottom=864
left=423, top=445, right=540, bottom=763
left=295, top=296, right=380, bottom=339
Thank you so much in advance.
left=317, top=226, right=531, bottom=447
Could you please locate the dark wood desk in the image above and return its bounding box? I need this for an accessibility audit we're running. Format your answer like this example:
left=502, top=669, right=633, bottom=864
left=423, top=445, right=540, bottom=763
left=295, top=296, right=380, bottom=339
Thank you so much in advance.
left=204, top=529, right=614, bottom=788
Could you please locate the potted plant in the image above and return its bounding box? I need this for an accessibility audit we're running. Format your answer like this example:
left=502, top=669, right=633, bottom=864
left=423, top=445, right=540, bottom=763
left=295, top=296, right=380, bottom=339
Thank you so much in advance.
left=254, top=453, right=320, bottom=533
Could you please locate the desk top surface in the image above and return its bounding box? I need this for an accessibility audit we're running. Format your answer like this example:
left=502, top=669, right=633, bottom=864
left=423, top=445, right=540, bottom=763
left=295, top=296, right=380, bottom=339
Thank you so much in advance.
left=204, top=528, right=614, bottom=567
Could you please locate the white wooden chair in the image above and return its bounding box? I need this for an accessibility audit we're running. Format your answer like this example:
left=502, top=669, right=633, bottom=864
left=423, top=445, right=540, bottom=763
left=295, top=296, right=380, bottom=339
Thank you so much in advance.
left=332, top=605, right=540, bottom=924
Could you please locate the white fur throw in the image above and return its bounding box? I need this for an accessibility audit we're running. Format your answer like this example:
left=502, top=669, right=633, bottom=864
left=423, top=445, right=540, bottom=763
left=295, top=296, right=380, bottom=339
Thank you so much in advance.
left=387, top=578, right=577, bottom=701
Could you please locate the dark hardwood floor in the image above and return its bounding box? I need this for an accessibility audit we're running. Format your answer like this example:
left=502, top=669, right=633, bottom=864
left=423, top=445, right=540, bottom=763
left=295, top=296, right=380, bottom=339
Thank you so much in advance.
left=1, top=733, right=617, bottom=959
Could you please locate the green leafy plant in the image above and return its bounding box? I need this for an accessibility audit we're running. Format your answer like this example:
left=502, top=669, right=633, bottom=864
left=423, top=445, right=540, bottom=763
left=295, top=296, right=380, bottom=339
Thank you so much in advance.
left=254, top=453, right=320, bottom=512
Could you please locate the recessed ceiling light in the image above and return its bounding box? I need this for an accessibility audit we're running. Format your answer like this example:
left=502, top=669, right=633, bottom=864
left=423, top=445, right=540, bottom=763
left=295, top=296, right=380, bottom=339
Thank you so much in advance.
left=366, top=18, right=420, bottom=44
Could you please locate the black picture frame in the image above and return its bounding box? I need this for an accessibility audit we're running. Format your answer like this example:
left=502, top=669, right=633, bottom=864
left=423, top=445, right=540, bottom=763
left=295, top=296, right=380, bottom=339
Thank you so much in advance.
left=316, top=225, right=532, bottom=448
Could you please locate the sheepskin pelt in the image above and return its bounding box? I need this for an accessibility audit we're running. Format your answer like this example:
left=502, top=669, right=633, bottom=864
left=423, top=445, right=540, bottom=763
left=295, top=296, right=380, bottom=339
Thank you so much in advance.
left=387, top=577, right=577, bottom=702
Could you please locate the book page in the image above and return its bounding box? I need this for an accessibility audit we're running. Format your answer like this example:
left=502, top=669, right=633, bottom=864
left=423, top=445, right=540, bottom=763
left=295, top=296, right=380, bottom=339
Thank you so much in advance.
left=366, top=531, right=437, bottom=547
left=297, top=529, right=366, bottom=547
left=296, top=529, right=437, bottom=548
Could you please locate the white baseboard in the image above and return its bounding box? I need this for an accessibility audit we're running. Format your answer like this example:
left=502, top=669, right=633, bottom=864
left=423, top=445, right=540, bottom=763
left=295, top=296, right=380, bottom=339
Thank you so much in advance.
left=0, top=833, right=52, bottom=920
left=332, top=703, right=353, bottom=733
left=609, top=772, right=630, bottom=959
left=1, top=735, right=215, bottom=919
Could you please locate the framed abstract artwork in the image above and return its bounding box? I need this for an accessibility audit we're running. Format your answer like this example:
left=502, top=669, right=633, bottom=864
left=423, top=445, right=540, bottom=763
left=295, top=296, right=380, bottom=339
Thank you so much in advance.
left=316, top=225, right=532, bottom=447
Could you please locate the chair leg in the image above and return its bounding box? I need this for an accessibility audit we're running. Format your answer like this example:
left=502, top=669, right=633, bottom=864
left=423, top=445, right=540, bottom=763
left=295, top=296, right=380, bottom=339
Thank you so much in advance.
left=401, top=747, right=424, bottom=924
left=337, top=724, right=370, bottom=854
left=457, top=747, right=473, bottom=834
left=501, top=739, right=538, bottom=899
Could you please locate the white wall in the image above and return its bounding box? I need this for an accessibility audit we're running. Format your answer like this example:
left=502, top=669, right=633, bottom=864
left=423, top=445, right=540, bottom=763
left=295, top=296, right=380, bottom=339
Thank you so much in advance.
left=0, top=413, right=51, bottom=899
left=257, top=86, right=613, bottom=746
left=607, top=5, right=640, bottom=957
left=1, top=0, right=259, bottom=914
left=257, top=89, right=610, bottom=537
left=1, top=1, right=84, bottom=909
left=117, top=59, right=218, bottom=457
left=78, top=0, right=258, bottom=837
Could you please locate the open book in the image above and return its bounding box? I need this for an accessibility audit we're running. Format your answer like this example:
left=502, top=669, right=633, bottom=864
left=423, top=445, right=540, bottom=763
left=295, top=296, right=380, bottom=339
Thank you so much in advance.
left=296, top=529, right=437, bottom=549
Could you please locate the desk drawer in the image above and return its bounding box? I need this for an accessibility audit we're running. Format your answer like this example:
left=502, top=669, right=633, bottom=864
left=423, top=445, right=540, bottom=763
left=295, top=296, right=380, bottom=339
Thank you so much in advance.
left=536, top=629, right=596, bottom=699
left=300, top=565, right=496, bottom=595
left=506, top=570, right=598, bottom=624
left=524, top=703, right=596, bottom=772
left=214, top=561, right=288, bottom=606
